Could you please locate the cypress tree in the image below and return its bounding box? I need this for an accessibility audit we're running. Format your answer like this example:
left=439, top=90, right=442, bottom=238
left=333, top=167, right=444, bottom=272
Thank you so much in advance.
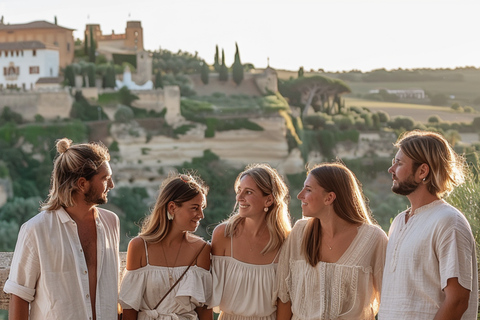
left=219, top=49, right=228, bottom=81
left=201, top=61, right=209, bottom=84
left=155, top=71, right=164, bottom=88
left=64, top=65, right=75, bottom=87
left=298, top=66, right=304, bottom=78
left=89, top=26, right=96, bottom=63
left=104, top=64, right=116, bottom=88
left=232, top=42, right=244, bottom=85
left=213, top=45, right=220, bottom=72
left=87, top=63, right=96, bottom=87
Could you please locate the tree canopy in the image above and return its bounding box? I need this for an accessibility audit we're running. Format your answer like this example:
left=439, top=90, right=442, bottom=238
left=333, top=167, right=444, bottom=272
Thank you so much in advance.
left=290, top=75, right=351, bottom=117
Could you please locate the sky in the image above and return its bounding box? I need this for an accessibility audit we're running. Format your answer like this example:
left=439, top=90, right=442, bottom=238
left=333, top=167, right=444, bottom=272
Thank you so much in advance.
left=1, top=0, right=478, bottom=72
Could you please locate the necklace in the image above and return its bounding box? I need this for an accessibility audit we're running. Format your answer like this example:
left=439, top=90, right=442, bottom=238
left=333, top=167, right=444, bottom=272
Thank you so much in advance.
left=245, top=223, right=268, bottom=254
left=161, top=238, right=184, bottom=285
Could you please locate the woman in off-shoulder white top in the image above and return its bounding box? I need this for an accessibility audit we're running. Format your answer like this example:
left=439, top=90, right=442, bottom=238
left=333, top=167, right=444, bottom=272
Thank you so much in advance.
left=209, top=163, right=292, bottom=320
left=275, top=163, right=388, bottom=320
left=119, top=173, right=213, bottom=320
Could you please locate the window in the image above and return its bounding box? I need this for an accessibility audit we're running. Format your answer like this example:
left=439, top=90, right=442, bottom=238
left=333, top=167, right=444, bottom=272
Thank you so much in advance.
left=5, top=51, right=8, bottom=57
left=30, top=66, right=40, bottom=74
left=67, top=43, right=70, bottom=51
left=33, top=49, right=36, bottom=56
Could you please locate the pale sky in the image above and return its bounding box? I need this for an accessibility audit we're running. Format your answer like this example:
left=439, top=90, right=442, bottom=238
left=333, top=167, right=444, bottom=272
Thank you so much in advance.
left=1, top=0, right=478, bottom=72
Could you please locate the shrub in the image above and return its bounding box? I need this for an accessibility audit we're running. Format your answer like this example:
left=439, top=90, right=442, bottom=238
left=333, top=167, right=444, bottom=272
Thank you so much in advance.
left=428, top=115, right=441, bottom=123
left=114, top=105, right=135, bottom=123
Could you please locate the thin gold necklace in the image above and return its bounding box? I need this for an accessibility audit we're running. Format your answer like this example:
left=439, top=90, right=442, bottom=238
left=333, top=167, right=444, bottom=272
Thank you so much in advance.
left=245, top=223, right=268, bottom=254
left=161, top=238, right=184, bottom=285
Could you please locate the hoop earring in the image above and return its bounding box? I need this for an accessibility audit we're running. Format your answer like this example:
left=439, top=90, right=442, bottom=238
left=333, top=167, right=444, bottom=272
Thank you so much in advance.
left=167, top=211, right=174, bottom=220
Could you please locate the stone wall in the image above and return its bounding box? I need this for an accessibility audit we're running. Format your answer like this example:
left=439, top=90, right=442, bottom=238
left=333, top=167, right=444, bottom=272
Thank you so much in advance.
left=0, top=89, right=72, bottom=121
left=110, top=116, right=301, bottom=189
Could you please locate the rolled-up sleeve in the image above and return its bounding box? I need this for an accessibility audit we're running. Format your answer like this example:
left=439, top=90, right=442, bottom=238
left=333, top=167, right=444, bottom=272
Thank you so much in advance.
left=4, top=223, right=40, bottom=302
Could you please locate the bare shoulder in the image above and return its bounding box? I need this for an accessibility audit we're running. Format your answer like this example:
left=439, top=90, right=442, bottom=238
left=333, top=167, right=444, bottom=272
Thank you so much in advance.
left=211, top=223, right=229, bottom=256
left=186, top=235, right=211, bottom=271
left=126, top=237, right=147, bottom=271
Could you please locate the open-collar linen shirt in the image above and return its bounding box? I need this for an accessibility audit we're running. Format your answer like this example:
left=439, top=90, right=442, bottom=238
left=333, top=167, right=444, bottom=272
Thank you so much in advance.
left=4, top=207, right=120, bottom=320
left=379, top=200, right=478, bottom=319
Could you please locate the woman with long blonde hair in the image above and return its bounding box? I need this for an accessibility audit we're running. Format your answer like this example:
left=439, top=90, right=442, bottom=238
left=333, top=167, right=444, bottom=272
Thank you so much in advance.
left=209, top=163, right=292, bottom=320
left=119, top=173, right=212, bottom=320
left=275, top=162, right=388, bottom=320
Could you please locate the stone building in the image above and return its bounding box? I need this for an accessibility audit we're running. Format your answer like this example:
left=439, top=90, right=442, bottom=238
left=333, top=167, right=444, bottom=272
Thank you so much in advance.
left=0, top=20, right=74, bottom=69
left=0, top=41, right=59, bottom=90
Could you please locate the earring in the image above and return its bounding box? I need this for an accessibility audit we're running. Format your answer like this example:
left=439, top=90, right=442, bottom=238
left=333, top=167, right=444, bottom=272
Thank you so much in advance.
left=167, top=211, right=174, bottom=220
left=264, top=207, right=268, bottom=212
left=423, top=178, right=426, bottom=182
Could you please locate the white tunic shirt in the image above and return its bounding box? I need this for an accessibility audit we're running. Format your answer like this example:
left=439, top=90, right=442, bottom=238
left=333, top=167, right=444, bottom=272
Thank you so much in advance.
left=379, top=200, right=478, bottom=319
left=275, top=220, right=388, bottom=320
left=4, top=207, right=120, bottom=320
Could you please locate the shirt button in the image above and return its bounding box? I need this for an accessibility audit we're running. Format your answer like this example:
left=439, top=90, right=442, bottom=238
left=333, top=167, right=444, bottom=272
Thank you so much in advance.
left=84, top=270, right=87, bottom=274
left=86, top=294, right=89, bottom=299
left=80, top=249, right=83, bottom=252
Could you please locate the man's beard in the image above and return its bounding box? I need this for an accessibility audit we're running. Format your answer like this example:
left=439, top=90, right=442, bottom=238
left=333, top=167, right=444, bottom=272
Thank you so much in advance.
left=84, top=187, right=108, bottom=205
left=392, top=174, right=420, bottom=196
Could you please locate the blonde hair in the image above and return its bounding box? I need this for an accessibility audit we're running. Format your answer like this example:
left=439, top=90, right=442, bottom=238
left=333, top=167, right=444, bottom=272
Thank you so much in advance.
left=224, top=163, right=292, bottom=255
left=41, top=138, right=110, bottom=211
left=395, top=130, right=466, bottom=197
left=302, top=162, right=373, bottom=266
left=139, top=173, right=208, bottom=243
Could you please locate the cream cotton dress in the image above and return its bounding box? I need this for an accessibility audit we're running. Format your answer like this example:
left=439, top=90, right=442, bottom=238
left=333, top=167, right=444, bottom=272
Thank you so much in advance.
left=275, top=219, right=387, bottom=320
left=209, top=237, right=280, bottom=320
left=119, top=240, right=212, bottom=320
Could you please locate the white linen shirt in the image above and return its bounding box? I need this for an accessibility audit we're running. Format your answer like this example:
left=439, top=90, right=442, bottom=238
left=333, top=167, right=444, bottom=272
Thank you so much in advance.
left=4, top=207, right=120, bottom=320
left=379, top=200, right=478, bottom=320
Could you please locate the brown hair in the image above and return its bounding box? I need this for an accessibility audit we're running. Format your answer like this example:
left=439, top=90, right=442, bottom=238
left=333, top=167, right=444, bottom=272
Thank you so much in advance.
left=395, top=130, right=466, bottom=197
left=302, top=162, right=373, bottom=266
left=41, top=138, right=110, bottom=211
left=224, top=163, right=292, bottom=254
left=139, top=173, right=208, bottom=243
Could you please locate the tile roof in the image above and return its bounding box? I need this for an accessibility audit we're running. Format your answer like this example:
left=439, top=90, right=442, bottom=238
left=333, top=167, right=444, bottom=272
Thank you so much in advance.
left=0, top=41, right=48, bottom=50
left=0, top=20, right=75, bottom=31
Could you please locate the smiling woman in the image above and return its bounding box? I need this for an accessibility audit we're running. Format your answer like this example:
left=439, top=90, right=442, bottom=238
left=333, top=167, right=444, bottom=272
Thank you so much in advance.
left=275, top=162, right=388, bottom=320
left=208, top=163, right=292, bottom=320
left=118, top=173, right=213, bottom=320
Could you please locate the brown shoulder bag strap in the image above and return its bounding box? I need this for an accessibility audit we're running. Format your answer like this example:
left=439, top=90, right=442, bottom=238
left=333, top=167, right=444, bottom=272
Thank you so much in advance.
left=152, top=241, right=208, bottom=310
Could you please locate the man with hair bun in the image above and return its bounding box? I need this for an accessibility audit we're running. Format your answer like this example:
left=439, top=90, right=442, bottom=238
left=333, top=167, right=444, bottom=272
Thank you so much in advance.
left=4, top=138, right=120, bottom=320
left=379, top=130, right=478, bottom=319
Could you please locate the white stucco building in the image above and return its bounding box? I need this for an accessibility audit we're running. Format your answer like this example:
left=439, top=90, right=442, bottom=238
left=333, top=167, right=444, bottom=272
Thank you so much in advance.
left=0, top=41, right=59, bottom=90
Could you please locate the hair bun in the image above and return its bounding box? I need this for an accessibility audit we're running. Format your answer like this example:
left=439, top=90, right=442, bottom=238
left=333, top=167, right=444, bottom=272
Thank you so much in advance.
left=56, top=138, right=72, bottom=154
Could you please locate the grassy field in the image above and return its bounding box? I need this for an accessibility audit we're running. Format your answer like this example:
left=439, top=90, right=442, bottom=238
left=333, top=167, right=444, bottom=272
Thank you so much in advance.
left=345, top=98, right=475, bottom=123
left=275, top=68, right=480, bottom=106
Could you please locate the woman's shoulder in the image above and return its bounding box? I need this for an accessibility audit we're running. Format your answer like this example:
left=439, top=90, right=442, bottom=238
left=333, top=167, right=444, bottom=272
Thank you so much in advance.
left=291, top=219, right=309, bottom=233
left=126, top=236, right=147, bottom=271
left=363, top=223, right=388, bottom=238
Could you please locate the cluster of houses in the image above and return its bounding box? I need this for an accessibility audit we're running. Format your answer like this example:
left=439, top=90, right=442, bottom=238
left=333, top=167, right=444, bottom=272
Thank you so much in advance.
left=0, top=17, right=148, bottom=91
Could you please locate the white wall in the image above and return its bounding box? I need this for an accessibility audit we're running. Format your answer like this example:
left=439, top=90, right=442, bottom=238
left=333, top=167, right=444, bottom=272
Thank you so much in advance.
left=0, top=48, right=59, bottom=90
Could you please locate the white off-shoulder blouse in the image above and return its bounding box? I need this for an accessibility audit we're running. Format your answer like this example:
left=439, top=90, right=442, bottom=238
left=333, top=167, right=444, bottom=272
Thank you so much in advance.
left=209, top=238, right=280, bottom=320
left=119, top=241, right=212, bottom=320
left=274, top=220, right=387, bottom=320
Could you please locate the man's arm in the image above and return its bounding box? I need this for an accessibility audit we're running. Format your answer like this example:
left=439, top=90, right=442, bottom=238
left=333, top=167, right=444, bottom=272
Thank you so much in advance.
left=9, top=294, right=30, bottom=320
left=433, top=277, right=470, bottom=320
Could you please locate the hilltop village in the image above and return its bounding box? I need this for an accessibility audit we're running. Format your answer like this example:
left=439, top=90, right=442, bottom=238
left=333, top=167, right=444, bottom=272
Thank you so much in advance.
left=1, top=17, right=479, bottom=253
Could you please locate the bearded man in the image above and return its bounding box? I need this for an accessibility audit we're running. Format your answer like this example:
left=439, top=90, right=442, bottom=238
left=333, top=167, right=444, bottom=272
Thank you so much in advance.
left=378, top=130, right=478, bottom=320
left=4, top=138, right=119, bottom=320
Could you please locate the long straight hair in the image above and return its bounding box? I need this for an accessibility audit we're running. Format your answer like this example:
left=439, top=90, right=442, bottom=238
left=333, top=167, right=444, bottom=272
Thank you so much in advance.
left=139, top=173, right=208, bottom=243
left=224, top=163, right=292, bottom=254
left=302, top=162, right=373, bottom=266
